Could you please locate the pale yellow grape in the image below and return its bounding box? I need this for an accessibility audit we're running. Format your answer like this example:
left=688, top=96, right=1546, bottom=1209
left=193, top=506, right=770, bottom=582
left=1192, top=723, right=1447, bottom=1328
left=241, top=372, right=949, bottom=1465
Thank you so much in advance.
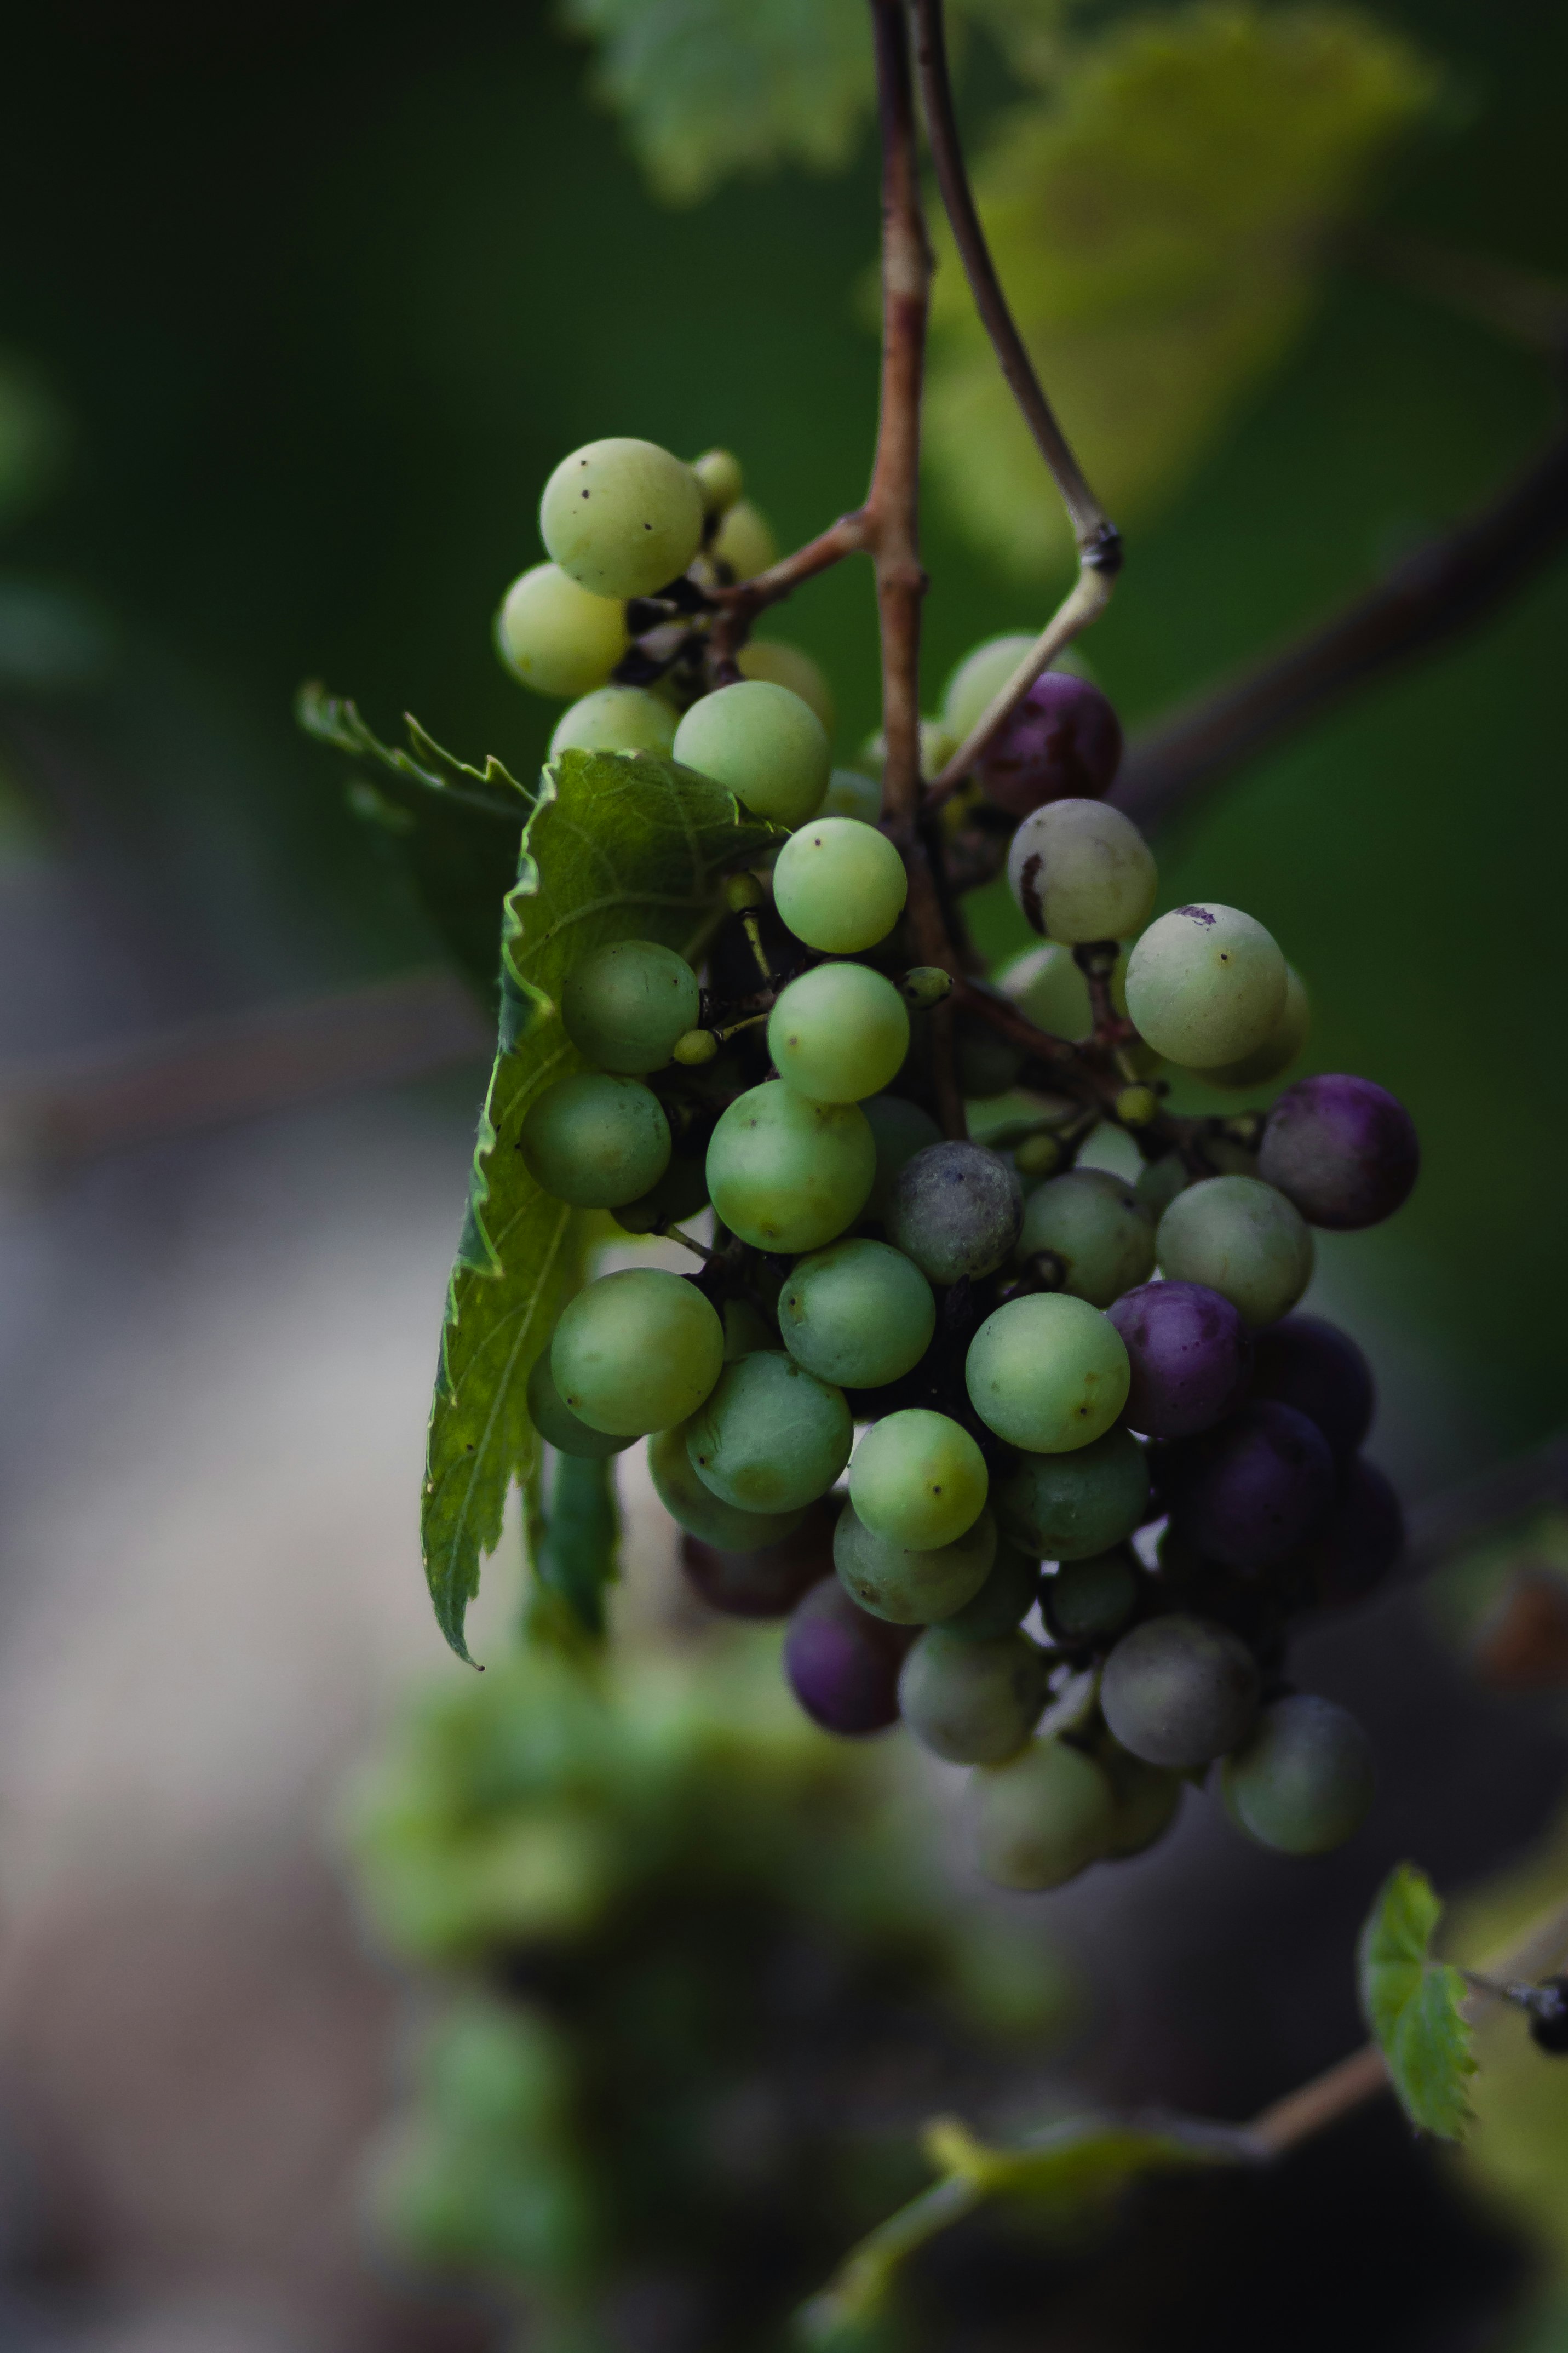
left=673, top=680, right=830, bottom=828
left=1205, top=965, right=1311, bottom=1089
left=690, top=448, right=743, bottom=514
left=711, top=499, right=777, bottom=580
left=1007, top=799, right=1157, bottom=944
left=494, top=563, right=627, bottom=700
left=998, top=941, right=1093, bottom=1039
left=773, top=817, right=908, bottom=953
left=549, top=685, right=677, bottom=760
left=856, top=718, right=957, bottom=782
left=737, top=639, right=836, bottom=736
left=814, top=768, right=882, bottom=825
left=539, top=437, right=704, bottom=600
left=1124, top=903, right=1287, bottom=1069
left=940, top=633, right=1036, bottom=742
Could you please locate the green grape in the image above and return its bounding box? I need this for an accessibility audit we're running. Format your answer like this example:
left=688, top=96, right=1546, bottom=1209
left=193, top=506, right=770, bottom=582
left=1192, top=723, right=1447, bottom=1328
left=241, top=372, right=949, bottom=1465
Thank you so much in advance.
left=861, top=1094, right=942, bottom=1218
left=1205, top=964, right=1311, bottom=1090
left=772, top=817, right=908, bottom=954
left=855, top=718, right=956, bottom=782
left=814, top=767, right=883, bottom=825
left=736, top=638, right=836, bottom=735
left=519, top=1072, right=671, bottom=1208
left=940, top=1537, right=1041, bottom=1641
left=1099, top=1613, right=1260, bottom=1771
left=551, top=1268, right=723, bottom=1435
left=494, top=562, right=628, bottom=700
left=966, top=1293, right=1130, bottom=1453
left=1220, top=1693, right=1374, bottom=1854
left=898, top=1628, right=1047, bottom=1765
left=706, top=1083, right=875, bottom=1251
left=848, top=1408, right=989, bottom=1551
left=1006, top=800, right=1157, bottom=944
left=1015, top=1167, right=1155, bottom=1307
left=1156, top=1174, right=1313, bottom=1327
left=778, top=1237, right=935, bottom=1388
left=539, top=436, right=704, bottom=601
left=767, top=963, right=910, bottom=1104
left=685, top=1350, right=852, bottom=1514
left=941, top=632, right=1037, bottom=742
left=834, top=1500, right=996, bottom=1624
left=691, top=446, right=743, bottom=514
left=998, top=940, right=1093, bottom=1039
left=648, top=1421, right=805, bottom=1552
left=1100, top=1742, right=1183, bottom=1858
left=611, top=1146, right=708, bottom=1235
left=972, top=1738, right=1115, bottom=1891
left=710, top=498, right=777, bottom=580
left=1123, top=904, right=1286, bottom=1069
left=549, top=684, right=677, bottom=760
left=1134, top=1152, right=1189, bottom=1223
left=526, top=1349, right=637, bottom=1460
left=560, top=938, right=701, bottom=1075
left=1043, top=1547, right=1139, bottom=1641
left=993, top=1425, right=1148, bottom=1559
left=673, top=679, right=830, bottom=828
left=721, top=1297, right=775, bottom=1360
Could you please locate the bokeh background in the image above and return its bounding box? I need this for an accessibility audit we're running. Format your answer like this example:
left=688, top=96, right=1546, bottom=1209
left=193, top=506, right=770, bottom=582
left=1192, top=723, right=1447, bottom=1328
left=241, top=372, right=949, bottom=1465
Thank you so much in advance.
left=0, top=0, right=1564, bottom=2348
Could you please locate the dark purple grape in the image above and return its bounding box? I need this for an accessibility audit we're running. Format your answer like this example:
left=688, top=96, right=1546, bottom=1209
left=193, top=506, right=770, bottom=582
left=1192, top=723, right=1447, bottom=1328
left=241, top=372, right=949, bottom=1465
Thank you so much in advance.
left=1248, top=1314, right=1374, bottom=1462
left=1527, top=1978, right=1568, bottom=2055
left=782, top=1576, right=914, bottom=1736
left=1161, top=1401, right=1335, bottom=1572
left=1294, top=1456, right=1404, bottom=1608
left=973, top=672, right=1123, bottom=818
left=682, top=1495, right=837, bottom=1620
left=1257, top=1074, right=1418, bottom=1231
left=1107, top=1280, right=1252, bottom=1440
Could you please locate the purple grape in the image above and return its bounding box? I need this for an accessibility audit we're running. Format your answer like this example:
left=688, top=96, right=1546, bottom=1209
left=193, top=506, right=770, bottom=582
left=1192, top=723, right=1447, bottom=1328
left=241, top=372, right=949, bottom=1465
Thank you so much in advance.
left=1257, top=1074, right=1418, bottom=1231
left=974, top=672, right=1123, bottom=818
left=1295, top=1457, right=1404, bottom=1608
left=1248, top=1315, right=1374, bottom=1463
left=783, top=1577, right=914, bottom=1736
left=1161, top=1401, right=1335, bottom=1572
left=1106, top=1280, right=1252, bottom=1440
left=682, top=1496, right=837, bottom=1620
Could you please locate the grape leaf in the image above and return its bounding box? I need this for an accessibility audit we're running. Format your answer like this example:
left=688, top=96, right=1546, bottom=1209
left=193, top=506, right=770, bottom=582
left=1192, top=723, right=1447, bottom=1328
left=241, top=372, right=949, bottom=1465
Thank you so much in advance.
left=531, top=1450, right=622, bottom=1646
left=424, top=746, right=784, bottom=1663
left=923, top=4, right=1439, bottom=574
left=1358, top=1862, right=1475, bottom=2139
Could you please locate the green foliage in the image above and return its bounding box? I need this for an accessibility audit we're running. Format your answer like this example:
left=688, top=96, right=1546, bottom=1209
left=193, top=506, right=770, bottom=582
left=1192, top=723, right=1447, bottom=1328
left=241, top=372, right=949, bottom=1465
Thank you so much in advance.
left=924, top=3, right=1439, bottom=573
left=1358, top=1862, right=1475, bottom=2139
left=532, top=1451, right=621, bottom=1645
left=424, top=746, right=784, bottom=1662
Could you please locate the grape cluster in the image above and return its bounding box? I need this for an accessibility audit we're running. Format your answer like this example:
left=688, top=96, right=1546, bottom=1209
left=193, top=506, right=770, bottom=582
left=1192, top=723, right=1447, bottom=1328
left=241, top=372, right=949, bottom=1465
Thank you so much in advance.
left=503, top=431, right=1421, bottom=1894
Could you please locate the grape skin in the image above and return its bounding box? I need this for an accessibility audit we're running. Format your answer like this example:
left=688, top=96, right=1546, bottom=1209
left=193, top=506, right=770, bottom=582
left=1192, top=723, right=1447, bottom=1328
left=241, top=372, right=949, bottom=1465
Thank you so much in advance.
left=767, top=963, right=910, bottom=1104
left=1107, top=1278, right=1252, bottom=1439
left=691, top=447, right=744, bottom=514
left=649, top=1421, right=806, bottom=1552
left=939, top=1538, right=1041, bottom=1641
left=552, top=1269, right=724, bottom=1436
left=1156, top=1175, right=1314, bottom=1329
left=992, top=1425, right=1149, bottom=1560
left=1124, top=904, right=1286, bottom=1069
left=539, top=436, right=704, bottom=601
left=1257, top=1073, right=1420, bottom=1231
left=887, top=1141, right=1023, bottom=1285
left=777, top=1238, right=935, bottom=1389
left=975, top=672, right=1123, bottom=819
left=736, top=639, right=836, bottom=735
left=815, top=768, right=884, bottom=825
left=611, top=1148, right=709, bottom=1236
left=1205, top=964, right=1310, bottom=1090
left=1043, top=1549, right=1139, bottom=1642
left=833, top=1499, right=996, bottom=1625
left=784, top=1577, right=912, bottom=1737
left=1006, top=799, right=1157, bottom=945
left=772, top=817, right=908, bottom=954
left=898, top=1629, right=1047, bottom=1765
left=941, top=633, right=1037, bottom=742
left=1100, top=1743, right=1183, bottom=1858
left=1220, top=1693, right=1374, bottom=1854
left=1158, top=1400, right=1336, bottom=1572
left=494, top=562, right=627, bottom=700
left=1249, top=1314, right=1374, bottom=1462
left=706, top=1083, right=875, bottom=1253
left=710, top=499, right=777, bottom=581
left=1015, top=1168, right=1155, bottom=1308
left=680, top=1494, right=837, bottom=1619
left=560, top=938, right=700, bottom=1076
left=685, top=1351, right=852, bottom=1515
left=673, top=679, right=830, bottom=829
left=549, top=685, right=677, bottom=760
left=966, top=1292, right=1130, bottom=1454
left=861, top=1094, right=942, bottom=1218
left=1294, top=1456, right=1404, bottom=1608
left=972, top=1738, right=1116, bottom=1891
left=519, top=1072, right=671, bottom=1209
left=1099, top=1613, right=1260, bottom=1771
left=848, top=1408, right=990, bottom=1552
left=526, top=1349, right=637, bottom=1460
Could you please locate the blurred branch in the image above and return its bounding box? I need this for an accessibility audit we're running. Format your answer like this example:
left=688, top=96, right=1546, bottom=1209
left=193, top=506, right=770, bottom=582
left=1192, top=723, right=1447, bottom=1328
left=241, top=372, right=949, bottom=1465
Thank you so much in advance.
left=1363, top=231, right=1568, bottom=356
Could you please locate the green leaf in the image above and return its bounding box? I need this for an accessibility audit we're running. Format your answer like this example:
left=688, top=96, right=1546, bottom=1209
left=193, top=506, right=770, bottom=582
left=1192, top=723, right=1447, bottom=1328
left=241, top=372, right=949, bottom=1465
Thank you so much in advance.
left=297, top=684, right=531, bottom=1005
left=1358, top=1862, right=1475, bottom=2139
left=423, top=746, right=784, bottom=1663
left=924, top=3, right=1440, bottom=574
left=531, top=1451, right=622, bottom=1646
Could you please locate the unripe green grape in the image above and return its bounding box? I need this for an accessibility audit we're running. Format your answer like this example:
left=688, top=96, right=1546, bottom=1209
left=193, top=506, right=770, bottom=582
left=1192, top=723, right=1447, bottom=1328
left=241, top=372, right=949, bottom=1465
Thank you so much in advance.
left=1220, top=1693, right=1374, bottom=1854
left=526, top=1348, right=637, bottom=1459
left=778, top=1236, right=935, bottom=1388
left=549, top=684, right=677, bottom=760
left=539, top=436, right=704, bottom=600
left=862, top=1093, right=942, bottom=1218
left=710, top=499, right=777, bottom=580
left=849, top=1407, right=989, bottom=1551
left=972, top=1738, right=1115, bottom=1891
left=993, top=1425, right=1148, bottom=1559
left=1015, top=1168, right=1155, bottom=1307
left=1124, top=904, right=1286, bottom=1069
left=685, top=1350, right=852, bottom=1515
left=691, top=447, right=743, bottom=514
left=736, top=639, right=836, bottom=736
left=815, top=768, right=883, bottom=825
left=998, top=940, right=1093, bottom=1040
left=966, top=1293, right=1130, bottom=1453
left=649, top=1421, right=804, bottom=1552
left=673, top=680, right=830, bottom=828
left=1100, top=1742, right=1183, bottom=1857
left=611, top=1146, right=708, bottom=1235
left=899, top=1628, right=1046, bottom=1764
left=1007, top=800, right=1157, bottom=944
left=707, top=1082, right=874, bottom=1251
left=560, top=938, right=700, bottom=1075
left=1134, top=1152, right=1189, bottom=1223
left=855, top=718, right=956, bottom=782
left=940, top=1536, right=1041, bottom=1641
left=1156, top=1174, right=1313, bottom=1328
left=772, top=817, right=908, bottom=954
left=834, top=1499, right=995, bottom=1624
left=941, top=633, right=1037, bottom=742
left=767, top=963, right=910, bottom=1104
left=552, top=1268, right=723, bottom=1435
left=519, top=1072, right=671, bottom=1208
left=495, top=562, right=627, bottom=699
left=1043, top=1548, right=1138, bottom=1642
left=1099, top=1612, right=1260, bottom=1771
left=1205, top=965, right=1311, bottom=1090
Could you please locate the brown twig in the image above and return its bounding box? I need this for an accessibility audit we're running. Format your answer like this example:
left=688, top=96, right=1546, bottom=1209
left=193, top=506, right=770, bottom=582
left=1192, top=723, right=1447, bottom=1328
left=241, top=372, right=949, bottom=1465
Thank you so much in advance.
left=707, top=511, right=870, bottom=661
